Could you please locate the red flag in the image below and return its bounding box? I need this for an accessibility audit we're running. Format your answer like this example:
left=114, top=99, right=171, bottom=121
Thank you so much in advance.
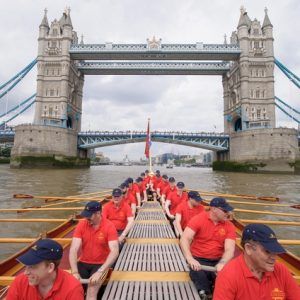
left=144, top=119, right=151, bottom=158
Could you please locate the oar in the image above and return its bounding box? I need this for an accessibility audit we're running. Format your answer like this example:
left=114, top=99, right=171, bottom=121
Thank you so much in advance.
left=0, top=238, right=72, bottom=243
left=203, top=199, right=300, bottom=210
left=0, top=207, right=85, bottom=213
left=0, top=218, right=73, bottom=223
left=13, top=195, right=107, bottom=202
left=197, top=190, right=279, bottom=202
left=234, top=208, right=300, bottom=218
left=238, top=219, right=300, bottom=226
left=35, top=195, right=111, bottom=209
left=235, top=238, right=300, bottom=246
left=0, top=269, right=109, bottom=285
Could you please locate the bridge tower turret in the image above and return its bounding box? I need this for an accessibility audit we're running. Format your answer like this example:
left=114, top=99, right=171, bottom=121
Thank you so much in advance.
left=34, top=8, right=83, bottom=131
left=223, top=7, right=275, bottom=134
left=11, top=9, right=88, bottom=168
left=218, top=8, right=300, bottom=173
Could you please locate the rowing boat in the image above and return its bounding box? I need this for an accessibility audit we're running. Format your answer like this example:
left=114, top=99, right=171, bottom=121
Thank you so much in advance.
left=0, top=192, right=300, bottom=299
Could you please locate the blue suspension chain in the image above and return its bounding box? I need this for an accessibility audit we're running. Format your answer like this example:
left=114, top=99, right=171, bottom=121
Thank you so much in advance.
left=0, top=59, right=37, bottom=101
left=0, top=93, right=36, bottom=118
left=0, top=98, right=36, bottom=127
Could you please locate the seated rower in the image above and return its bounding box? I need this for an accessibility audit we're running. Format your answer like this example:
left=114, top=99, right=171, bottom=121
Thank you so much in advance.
left=165, top=181, right=188, bottom=221
left=120, top=181, right=137, bottom=215
left=126, top=177, right=141, bottom=208
left=180, top=197, right=236, bottom=299
left=174, top=191, right=204, bottom=238
left=102, top=188, right=134, bottom=242
left=69, top=201, right=119, bottom=300
left=213, top=223, right=300, bottom=300
left=7, top=239, right=84, bottom=300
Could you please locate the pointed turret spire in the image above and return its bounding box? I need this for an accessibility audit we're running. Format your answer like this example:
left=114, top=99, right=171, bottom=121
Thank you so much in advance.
left=40, top=8, right=49, bottom=28
left=224, top=34, right=227, bottom=45
left=80, top=34, right=84, bottom=45
left=60, top=7, right=72, bottom=28
left=262, top=7, right=272, bottom=28
left=238, top=6, right=248, bottom=28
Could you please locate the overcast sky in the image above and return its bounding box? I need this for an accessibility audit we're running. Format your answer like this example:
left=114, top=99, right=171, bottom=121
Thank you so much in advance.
left=0, top=0, right=299, bottom=160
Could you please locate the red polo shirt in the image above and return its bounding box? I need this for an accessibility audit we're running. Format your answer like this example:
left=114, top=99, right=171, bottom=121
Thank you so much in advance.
left=128, top=183, right=140, bottom=199
left=162, top=184, right=176, bottom=199
left=168, top=190, right=188, bottom=215
left=73, top=218, right=118, bottom=264
left=213, top=254, right=300, bottom=300
left=187, top=211, right=236, bottom=259
left=153, top=176, right=162, bottom=189
left=175, top=200, right=204, bottom=229
left=102, top=201, right=133, bottom=231
left=123, top=192, right=137, bottom=206
left=157, top=180, right=169, bottom=194
left=6, top=268, right=84, bottom=300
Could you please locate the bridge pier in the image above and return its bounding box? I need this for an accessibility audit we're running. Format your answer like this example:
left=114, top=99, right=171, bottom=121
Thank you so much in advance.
left=10, top=125, right=89, bottom=168
left=214, top=128, right=300, bottom=174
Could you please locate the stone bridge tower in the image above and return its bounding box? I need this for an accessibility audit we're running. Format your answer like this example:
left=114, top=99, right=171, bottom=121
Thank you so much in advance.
left=223, top=7, right=275, bottom=134
left=11, top=9, right=88, bottom=168
left=35, top=8, right=83, bottom=131
left=218, top=8, right=300, bottom=173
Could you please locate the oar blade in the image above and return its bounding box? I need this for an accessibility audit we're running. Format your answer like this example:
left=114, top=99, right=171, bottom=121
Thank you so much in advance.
left=13, top=194, right=33, bottom=199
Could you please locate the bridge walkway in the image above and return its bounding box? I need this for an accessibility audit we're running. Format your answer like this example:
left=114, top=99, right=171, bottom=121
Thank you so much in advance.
left=102, top=201, right=200, bottom=299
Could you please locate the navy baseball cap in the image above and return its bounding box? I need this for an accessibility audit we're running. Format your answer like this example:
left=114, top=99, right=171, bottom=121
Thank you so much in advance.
left=169, top=177, right=175, bottom=183
left=188, top=191, right=203, bottom=202
left=177, top=182, right=185, bottom=189
left=210, top=197, right=233, bottom=212
left=162, top=174, right=168, bottom=180
left=242, top=224, right=286, bottom=254
left=136, top=177, right=143, bottom=183
left=126, top=177, right=134, bottom=184
left=17, top=239, right=63, bottom=266
left=112, top=188, right=122, bottom=197
left=156, top=170, right=160, bottom=174
left=119, top=182, right=129, bottom=189
left=81, top=201, right=102, bottom=218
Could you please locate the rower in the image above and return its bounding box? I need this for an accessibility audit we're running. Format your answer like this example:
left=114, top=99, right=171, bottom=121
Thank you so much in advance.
left=174, top=191, right=205, bottom=238
left=165, top=181, right=188, bottom=221
left=126, top=177, right=142, bottom=208
left=120, top=181, right=137, bottom=215
left=160, top=176, right=176, bottom=209
left=7, top=239, right=84, bottom=300
left=102, top=188, right=134, bottom=242
left=180, top=197, right=236, bottom=299
left=156, top=174, right=169, bottom=203
left=213, top=223, right=300, bottom=300
left=69, top=201, right=119, bottom=300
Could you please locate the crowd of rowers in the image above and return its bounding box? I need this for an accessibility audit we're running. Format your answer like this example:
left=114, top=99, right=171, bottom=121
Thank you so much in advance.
left=6, top=170, right=300, bottom=300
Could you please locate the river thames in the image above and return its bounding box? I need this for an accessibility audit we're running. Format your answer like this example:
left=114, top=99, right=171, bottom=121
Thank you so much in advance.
left=0, top=164, right=300, bottom=260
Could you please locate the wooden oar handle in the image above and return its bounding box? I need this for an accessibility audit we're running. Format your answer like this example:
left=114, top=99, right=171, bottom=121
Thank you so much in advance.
left=200, top=265, right=217, bottom=272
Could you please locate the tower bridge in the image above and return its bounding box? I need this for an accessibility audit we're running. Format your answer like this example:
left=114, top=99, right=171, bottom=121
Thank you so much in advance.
left=2, top=7, right=299, bottom=172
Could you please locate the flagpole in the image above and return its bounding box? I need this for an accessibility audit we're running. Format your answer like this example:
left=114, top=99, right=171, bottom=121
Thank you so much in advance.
left=148, top=118, right=152, bottom=173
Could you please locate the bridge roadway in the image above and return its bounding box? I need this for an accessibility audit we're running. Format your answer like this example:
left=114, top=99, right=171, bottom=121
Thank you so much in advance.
left=69, top=43, right=241, bottom=61
left=76, top=61, right=230, bottom=76
left=102, top=201, right=200, bottom=299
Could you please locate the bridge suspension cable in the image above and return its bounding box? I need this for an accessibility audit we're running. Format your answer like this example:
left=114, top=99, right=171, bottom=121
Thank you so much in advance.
left=275, top=103, right=300, bottom=124
left=0, top=93, right=36, bottom=119
left=0, top=59, right=37, bottom=101
left=0, top=97, right=35, bottom=127
left=275, top=96, right=300, bottom=115
left=274, top=58, right=300, bottom=90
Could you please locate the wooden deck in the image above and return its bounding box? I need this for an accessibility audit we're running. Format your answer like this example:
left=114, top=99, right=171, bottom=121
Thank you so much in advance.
left=102, top=201, right=200, bottom=299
